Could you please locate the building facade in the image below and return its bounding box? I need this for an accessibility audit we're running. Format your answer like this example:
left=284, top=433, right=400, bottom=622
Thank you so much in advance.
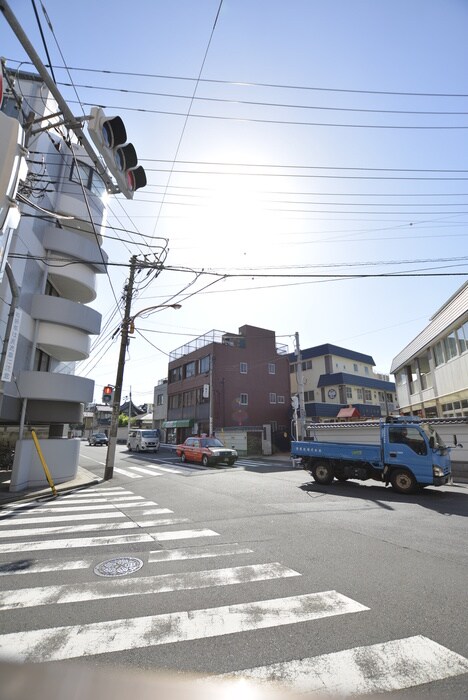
left=289, top=343, right=397, bottom=421
left=165, top=325, right=291, bottom=452
left=1, top=69, right=107, bottom=489
left=391, top=282, right=468, bottom=418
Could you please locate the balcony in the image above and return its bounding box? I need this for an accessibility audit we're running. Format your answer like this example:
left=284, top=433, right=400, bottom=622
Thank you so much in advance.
left=17, top=371, right=94, bottom=403
left=43, top=225, right=108, bottom=273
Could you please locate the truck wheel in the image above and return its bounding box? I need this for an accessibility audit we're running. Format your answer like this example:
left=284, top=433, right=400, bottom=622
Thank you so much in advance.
left=390, top=469, right=417, bottom=494
left=312, top=463, right=334, bottom=485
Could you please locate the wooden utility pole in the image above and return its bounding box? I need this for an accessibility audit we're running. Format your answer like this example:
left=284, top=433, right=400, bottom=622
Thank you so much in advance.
left=104, top=257, right=137, bottom=480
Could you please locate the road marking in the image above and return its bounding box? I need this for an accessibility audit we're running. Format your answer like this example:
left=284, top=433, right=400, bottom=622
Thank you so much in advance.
left=130, top=466, right=163, bottom=476
left=54, top=495, right=146, bottom=504
left=0, top=507, right=173, bottom=526
left=113, top=467, right=142, bottom=478
left=0, top=533, right=156, bottom=553
left=0, top=558, right=92, bottom=576
left=0, top=517, right=189, bottom=539
left=221, top=635, right=468, bottom=695
left=0, top=528, right=219, bottom=553
left=0, top=502, right=159, bottom=515
left=0, top=511, right=127, bottom=525
left=0, top=591, right=367, bottom=662
left=148, top=543, right=253, bottom=562
left=0, top=563, right=300, bottom=610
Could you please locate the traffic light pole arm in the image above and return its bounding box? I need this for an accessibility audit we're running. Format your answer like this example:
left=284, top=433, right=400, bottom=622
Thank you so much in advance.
left=104, top=257, right=137, bottom=480
left=1, top=1, right=117, bottom=195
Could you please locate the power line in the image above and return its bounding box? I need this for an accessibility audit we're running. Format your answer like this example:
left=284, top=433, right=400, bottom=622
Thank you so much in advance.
left=8, top=59, right=468, bottom=98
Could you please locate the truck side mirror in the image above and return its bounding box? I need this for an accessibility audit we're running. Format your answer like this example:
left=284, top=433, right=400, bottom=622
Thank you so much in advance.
left=429, top=436, right=435, bottom=449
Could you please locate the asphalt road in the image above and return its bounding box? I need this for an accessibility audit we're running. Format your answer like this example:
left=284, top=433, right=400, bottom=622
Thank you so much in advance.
left=0, top=443, right=467, bottom=698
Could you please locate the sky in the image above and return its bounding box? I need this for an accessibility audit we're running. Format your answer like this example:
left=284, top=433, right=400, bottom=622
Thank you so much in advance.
left=2, top=0, right=468, bottom=406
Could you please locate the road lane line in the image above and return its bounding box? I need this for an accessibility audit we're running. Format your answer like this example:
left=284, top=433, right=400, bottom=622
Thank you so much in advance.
left=0, top=518, right=188, bottom=539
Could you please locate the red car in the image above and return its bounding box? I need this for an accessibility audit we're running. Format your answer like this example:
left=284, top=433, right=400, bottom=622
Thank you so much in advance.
left=176, top=437, right=237, bottom=467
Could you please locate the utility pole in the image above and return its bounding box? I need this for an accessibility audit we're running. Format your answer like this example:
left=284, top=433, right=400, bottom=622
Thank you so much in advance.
left=104, top=256, right=137, bottom=480
left=294, top=332, right=307, bottom=440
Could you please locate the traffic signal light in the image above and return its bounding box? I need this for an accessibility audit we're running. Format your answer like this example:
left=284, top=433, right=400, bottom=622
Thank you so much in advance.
left=0, top=110, right=28, bottom=232
left=102, top=385, right=114, bottom=404
left=87, top=107, right=147, bottom=199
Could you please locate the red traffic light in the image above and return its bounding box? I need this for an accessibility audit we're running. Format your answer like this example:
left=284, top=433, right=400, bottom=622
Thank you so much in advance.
left=102, top=385, right=114, bottom=404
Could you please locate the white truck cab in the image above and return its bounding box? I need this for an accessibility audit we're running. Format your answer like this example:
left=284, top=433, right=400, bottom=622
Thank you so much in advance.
left=127, top=429, right=160, bottom=453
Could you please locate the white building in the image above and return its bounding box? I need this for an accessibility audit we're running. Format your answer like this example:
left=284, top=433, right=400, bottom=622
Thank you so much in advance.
left=0, top=69, right=108, bottom=490
left=391, top=282, right=468, bottom=418
left=289, top=343, right=397, bottom=421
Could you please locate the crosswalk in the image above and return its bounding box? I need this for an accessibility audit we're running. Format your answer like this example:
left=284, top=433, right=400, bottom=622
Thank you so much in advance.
left=0, top=485, right=467, bottom=695
left=114, top=458, right=282, bottom=479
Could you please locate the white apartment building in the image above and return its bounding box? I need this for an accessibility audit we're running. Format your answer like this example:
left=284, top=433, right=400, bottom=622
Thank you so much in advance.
left=391, top=282, right=468, bottom=418
left=1, top=69, right=107, bottom=489
left=289, top=343, right=397, bottom=421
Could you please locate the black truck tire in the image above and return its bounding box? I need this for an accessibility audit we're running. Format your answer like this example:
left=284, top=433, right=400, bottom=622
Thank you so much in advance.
left=312, top=462, right=335, bottom=485
left=390, top=468, right=417, bottom=495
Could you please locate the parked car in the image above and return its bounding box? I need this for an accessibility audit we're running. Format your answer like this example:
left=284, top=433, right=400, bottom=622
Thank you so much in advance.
left=176, top=437, right=237, bottom=467
left=127, top=429, right=160, bottom=453
left=88, top=433, right=108, bottom=446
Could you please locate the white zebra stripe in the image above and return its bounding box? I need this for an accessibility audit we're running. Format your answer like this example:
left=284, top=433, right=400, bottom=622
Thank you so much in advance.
left=113, top=467, right=142, bottom=478
left=0, top=563, right=300, bottom=610
left=0, top=501, right=158, bottom=515
left=222, top=635, right=468, bottom=695
left=0, top=517, right=188, bottom=539
left=148, top=543, right=253, bottom=562
left=130, top=467, right=163, bottom=476
left=0, top=591, right=367, bottom=662
left=0, top=508, right=173, bottom=526
left=0, top=558, right=92, bottom=576
left=0, top=528, right=219, bottom=553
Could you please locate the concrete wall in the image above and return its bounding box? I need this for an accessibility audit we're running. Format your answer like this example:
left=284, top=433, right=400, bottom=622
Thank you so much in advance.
left=9, top=438, right=80, bottom=492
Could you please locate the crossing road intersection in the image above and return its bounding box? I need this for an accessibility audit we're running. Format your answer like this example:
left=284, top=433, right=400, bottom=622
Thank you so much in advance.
left=0, top=481, right=467, bottom=696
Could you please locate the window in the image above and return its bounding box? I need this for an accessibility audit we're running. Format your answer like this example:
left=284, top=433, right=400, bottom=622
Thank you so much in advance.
left=156, top=394, right=164, bottom=406
left=443, top=331, right=458, bottom=360
left=183, top=390, right=195, bottom=407
left=378, top=391, right=385, bottom=402
left=418, top=352, right=432, bottom=390
left=169, top=366, right=182, bottom=383
left=289, top=363, right=296, bottom=374
left=34, top=349, right=50, bottom=372
left=168, top=394, right=182, bottom=409
left=199, top=355, right=210, bottom=373
left=70, top=160, right=106, bottom=197
left=240, top=362, right=248, bottom=374
left=357, top=388, right=363, bottom=400
left=364, top=390, right=372, bottom=401
left=389, top=426, right=427, bottom=455
left=301, top=360, right=312, bottom=371
left=353, top=363, right=358, bottom=372
left=364, top=366, right=369, bottom=375
left=268, top=362, right=276, bottom=374
left=269, top=393, right=277, bottom=404
left=184, top=361, right=196, bottom=378
left=346, top=387, right=353, bottom=399
left=304, top=390, right=315, bottom=402
left=277, top=395, right=285, bottom=404
left=239, top=393, right=248, bottom=405
left=456, top=321, right=468, bottom=353
left=433, top=341, right=445, bottom=367
left=45, top=280, right=59, bottom=297
left=196, top=387, right=209, bottom=404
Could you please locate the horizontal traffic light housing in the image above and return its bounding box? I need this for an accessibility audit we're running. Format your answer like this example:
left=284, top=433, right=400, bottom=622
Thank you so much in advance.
left=88, top=107, right=146, bottom=199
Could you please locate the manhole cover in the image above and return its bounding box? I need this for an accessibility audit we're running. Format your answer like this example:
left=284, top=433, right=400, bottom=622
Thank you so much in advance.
left=94, top=557, right=143, bottom=577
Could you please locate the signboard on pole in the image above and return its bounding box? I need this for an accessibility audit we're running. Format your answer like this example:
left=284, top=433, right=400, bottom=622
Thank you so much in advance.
left=1, top=308, right=22, bottom=382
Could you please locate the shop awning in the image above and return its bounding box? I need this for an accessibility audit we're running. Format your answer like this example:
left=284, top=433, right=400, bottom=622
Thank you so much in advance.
left=164, top=419, right=194, bottom=428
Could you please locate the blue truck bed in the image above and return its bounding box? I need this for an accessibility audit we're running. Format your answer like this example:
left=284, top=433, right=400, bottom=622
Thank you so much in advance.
left=291, top=440, right=381, bottom=465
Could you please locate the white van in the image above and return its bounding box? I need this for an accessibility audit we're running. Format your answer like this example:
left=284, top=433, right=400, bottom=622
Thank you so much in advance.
left=127, top=429, right=160, bottom=453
